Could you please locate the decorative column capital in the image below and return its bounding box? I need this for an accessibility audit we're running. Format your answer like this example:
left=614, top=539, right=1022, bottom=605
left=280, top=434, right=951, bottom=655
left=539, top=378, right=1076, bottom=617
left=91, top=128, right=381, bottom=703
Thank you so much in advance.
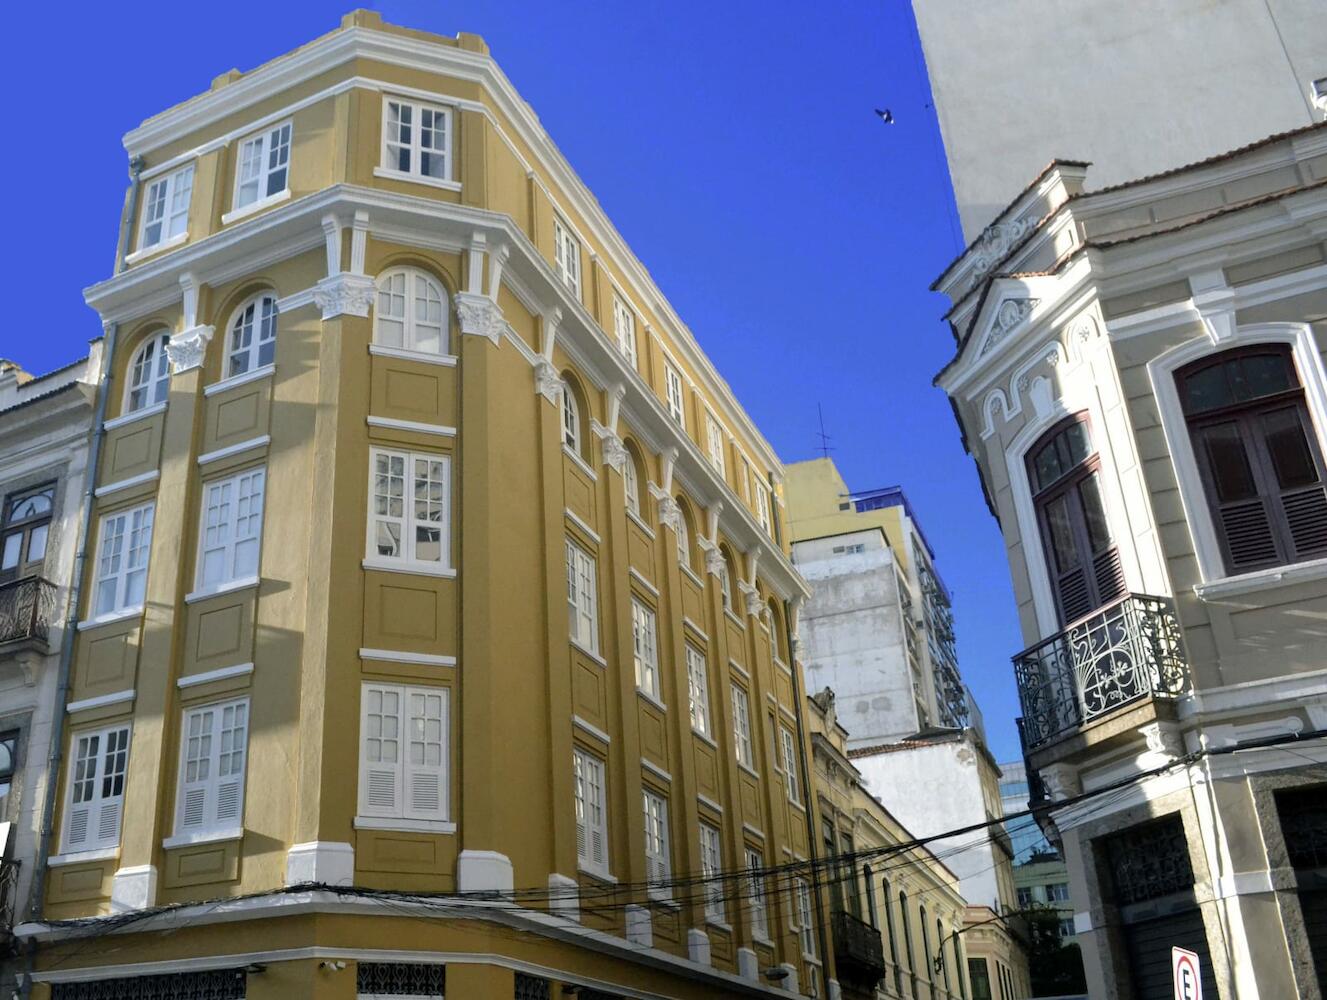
left=655, top=494, right=680, bottom=534
left=312, top=272, right=376, bottom=320
left=592, top=420, right=627, bottom=471
left=703, top=544, right=726, bottom=578
left=534, top=358, right=563, bottom=404
left=1040, top=762, right=1081, bottom=801
left=740, top=583, right=762, bottom=619
left=165, top=325, right=214, bottom=374
left=455, top=291, right=505, bottom=344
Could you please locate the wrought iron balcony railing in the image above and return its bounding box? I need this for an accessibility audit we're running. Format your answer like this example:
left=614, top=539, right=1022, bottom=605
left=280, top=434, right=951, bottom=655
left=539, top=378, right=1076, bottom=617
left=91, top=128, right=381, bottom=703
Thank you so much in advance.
left=830, top=909, right=887, bottom=986
left=1013, top=593, right=1188, bottom=750
left=0, top=576, right=58, bottom=648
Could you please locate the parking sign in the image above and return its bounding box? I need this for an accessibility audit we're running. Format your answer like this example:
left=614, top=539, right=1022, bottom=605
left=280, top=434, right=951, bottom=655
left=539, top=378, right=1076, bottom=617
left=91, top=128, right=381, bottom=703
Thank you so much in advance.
left=1172, top=947, right=1202, bottom=1000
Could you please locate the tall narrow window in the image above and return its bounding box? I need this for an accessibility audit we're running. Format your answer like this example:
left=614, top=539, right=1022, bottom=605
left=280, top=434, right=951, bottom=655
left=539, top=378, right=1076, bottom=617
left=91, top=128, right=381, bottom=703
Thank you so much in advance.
left=706, top=414, right=727, bottom=477
left=197, top=467, right=266, bottom=591
left=920, top=907, right=933, bottom=983
left=359, top=683, right=449, bottom=823
left=746, top=846, right=768, bottom=939
left=175, top=699, right=248, bottom=837
left=781, top=727, right=800, bottom=803
left=900, top=892, right=917, bottom=998
left=622, top=447, right=642, bottom=517
left=375, top=268, right=449, bottom=355
left=675, top=502, right=692, bottom=570
left=553, top=217, right=581, bottom=299
left=124, top=332, right=171, bottom=414
left=731, top=684, right=753, bottom=768
left=631, top=599, right=660, bottom=699
left=753, top=478, right=772, bottom=534
left=234, top=121, right=292, bottom=210
left=719, top=552, right=734, bottom=611
left=61, top=725, right=130, bottom=853
left=883, top=878, right=904, bottom=995
left=796, top=877, right=816, bottom=957
left=565, top=539, right=599, bottom=653
left=561, top=379, right=582, bottom=455
left=613, top=295, right=637, bottom=369
left=573, top=748, right=608, bottom=875
left=368, top=449, right=451, bottom=571
left=665, top=365, right=685, bottom=426
left=1027, top=416, right=1125, bottom=624
left=382, top=98, right=451, bottom=181
left=1178, top=345, right=1327, bottom=573
left=93, top=502, right=154, bottom=618
left=686, top=644, right=710, bottom=735
left=699, top=822, right=724, bottom=922
left=1, top=484, right=54, bottom=582
left=642, top=789, right=671, bottom=885
left=226, top=294, right=278, bottom=377
left=139, top=164, right=194, bottom=250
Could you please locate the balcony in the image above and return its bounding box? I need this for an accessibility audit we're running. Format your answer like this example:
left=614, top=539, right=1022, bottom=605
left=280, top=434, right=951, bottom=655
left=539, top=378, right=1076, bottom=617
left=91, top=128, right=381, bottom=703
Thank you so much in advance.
left=1013, top=593, right=1189, bottom=751
left=0, top=577, right=58, bottom=651
left=831, top=909, right=886, bottom=987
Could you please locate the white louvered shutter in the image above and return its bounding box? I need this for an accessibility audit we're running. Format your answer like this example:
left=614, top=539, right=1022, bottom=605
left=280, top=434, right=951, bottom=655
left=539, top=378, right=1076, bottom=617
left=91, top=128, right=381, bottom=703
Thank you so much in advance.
left=574, top=751, right=588, bottom=866
left=64, top=726, right=130, bottom=852
left=213, top=702, right=248, bottom=826
left=587, top=755, right=607, bottom=871
left=360, top=685, right=403, bottom=817
left=404, top=688, right=447, bottom=821
left=643, top=790, right=670, bottom=885
left=179, top=706, right=218, bottom=832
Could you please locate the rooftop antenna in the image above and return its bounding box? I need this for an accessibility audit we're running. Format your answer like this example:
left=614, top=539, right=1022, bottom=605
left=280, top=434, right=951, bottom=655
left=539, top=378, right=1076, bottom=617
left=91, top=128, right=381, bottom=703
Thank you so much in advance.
left=816, top=403, right=834, bottom=459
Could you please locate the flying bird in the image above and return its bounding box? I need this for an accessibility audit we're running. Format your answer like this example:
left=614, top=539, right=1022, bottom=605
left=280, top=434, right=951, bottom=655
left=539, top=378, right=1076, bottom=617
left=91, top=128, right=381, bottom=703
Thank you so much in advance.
left=875, top=108, right=895, bottom=124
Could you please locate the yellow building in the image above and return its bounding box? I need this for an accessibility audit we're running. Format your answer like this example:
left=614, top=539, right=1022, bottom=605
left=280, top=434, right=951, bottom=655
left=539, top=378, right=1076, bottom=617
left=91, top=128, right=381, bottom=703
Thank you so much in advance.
left=20, top=11, right=844, bottom=999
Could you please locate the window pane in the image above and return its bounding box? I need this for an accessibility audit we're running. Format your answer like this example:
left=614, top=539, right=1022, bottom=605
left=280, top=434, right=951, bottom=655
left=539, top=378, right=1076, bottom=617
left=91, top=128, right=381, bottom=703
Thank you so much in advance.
left=1261, top=406, right=1320, bottom=490
left=0, top=533, right=18, bottom=570
left=1197, top=422, right=1257, bottom=502
left=1233, top=353, right=1294, bottom=401
left=1032, top=441, right=1063, bottom=493
left=1043, top=494, right=1080, bottom=573
left=1181, top=362, right=1231, bottom=413
left=1078, top=474, right=1112, bottom=555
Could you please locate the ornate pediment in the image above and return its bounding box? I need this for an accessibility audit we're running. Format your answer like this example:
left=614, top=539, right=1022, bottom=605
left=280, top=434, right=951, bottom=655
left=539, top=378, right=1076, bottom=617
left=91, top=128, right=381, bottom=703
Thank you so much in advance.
left=977, top=297, right=1040, bottom=357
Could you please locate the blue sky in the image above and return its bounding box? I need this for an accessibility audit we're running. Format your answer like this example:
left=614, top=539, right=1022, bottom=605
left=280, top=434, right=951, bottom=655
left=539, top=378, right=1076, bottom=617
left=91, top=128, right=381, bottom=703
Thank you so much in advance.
left=3, top=1, right=1026, bottom=762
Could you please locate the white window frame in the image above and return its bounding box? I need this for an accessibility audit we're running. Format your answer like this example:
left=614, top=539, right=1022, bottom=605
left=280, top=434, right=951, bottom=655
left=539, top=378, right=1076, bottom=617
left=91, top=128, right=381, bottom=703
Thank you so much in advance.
left=358, top=682, right=450, bottom=824
left=92, top=502, right=155, bottom=619
left=366, top=448, right=452, bottom=572
left=574, top=747, right=609, bottom=876
left=781, top=727, right=800, bottom=804
left=706, top=413, right=727, bottom=478
left=173, top=698, right=249, bottom=840
left=138, top=164, right=194, bottom=251
left=61, top=724, right=130, bottom=854
left=566, top=538, right=599, bottom=654
left=195, top=467, right=266, bottom=593
left=732, top=684, right=753, bottom=768
left=686, top=644, right=710, bottom=736
left=700, top=821, right=724, bottom=923
left=613, top=295, right=637, bottom=369
left=675, top=505, right=691, bottom=569
left=225, top=293, right=279, bottom=378
left=642, top=788, right=671, bottom=888
left=124, top=332, right=171, bottom=414
left=374, top=267, right=450, bottom=356
left=631, top=598, right=660, bottom=699
left=665, top=364, right=686, bottom=426
left=623, top=449, right=642, bottom=516
left=796, top=877, right=816, bottom=957
left=380, top=96, right=454, bottom=183
left=232, top=120, right=292, bottom=212
left=554, top=217, right=581, bottom=299
left=562, top=379, right=582, bottom=454
left=753, top=478, right=772, bottom=534
left=746, top=846, right=768, bottom=940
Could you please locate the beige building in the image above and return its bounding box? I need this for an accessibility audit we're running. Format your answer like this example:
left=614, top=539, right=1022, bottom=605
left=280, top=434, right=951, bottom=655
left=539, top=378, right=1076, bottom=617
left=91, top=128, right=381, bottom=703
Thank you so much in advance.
left=15, top=10, right=856, bottom=999
left=933, top=122, right=1327, bottom=998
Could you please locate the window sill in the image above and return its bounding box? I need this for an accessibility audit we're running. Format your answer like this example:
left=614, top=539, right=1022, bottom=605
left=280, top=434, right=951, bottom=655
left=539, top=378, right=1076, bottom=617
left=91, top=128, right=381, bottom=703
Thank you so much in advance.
left=636, top=689, right=667, bottom=713
left=563, top=444, right=599, bottom=482
left=752, top=933, right=774, bottom=949
left=204, top=364, right=275, bottom=397
left=94, top=470, right=161, bottom=499
left=705, top=917, right=733, bottom=934
left=76, top=607, right=144, bottom=632
left=366, top=415, right=457, bottom=438
left=125, top=232, right=188, bottom=264
left=361, top=557, right=457, bottom=579
left=577, top=865, right=617, bottom=884
left=682, top=616, right=709, bottom=642
left=48, top=847, right=119, bottom=867
left=692, top=727, right=717, bottom=749
left=723, top=609, right=745, bottom=630
left=221, top=188, right=291, bottom=225
left=647, top=887, right=680, bottom=908
left=570, top=637, right=607, bottom=668
left=680, top=565, right=705, bottom=590
left=368, top=344, right=458, bottom=367
left=737, top=762, right=761, bottom=781
left=163, top=827, right=244, bottom=850
left=104, top=401, right=166, bottom=432
left=1194, top=556, right=1327, bottom=600
left=789, top=798, right=806, bottom=813
left=372, top=166, right=462, bottom=192
left=197, top=434, right=270, bottom=467
left=354, top=816, right=456, bottom=834
left=626, top=509, right=655, bottom=538
left=184, top=576, right=259, bottom=605
left=628, top=567, right=659, bottom=599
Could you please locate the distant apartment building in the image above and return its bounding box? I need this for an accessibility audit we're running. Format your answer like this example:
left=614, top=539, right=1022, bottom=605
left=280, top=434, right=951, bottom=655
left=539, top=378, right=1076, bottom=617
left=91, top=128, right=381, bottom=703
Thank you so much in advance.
left=0, top=354, right=100, bottom=990
left=786, top=458, right=1029, bottom=997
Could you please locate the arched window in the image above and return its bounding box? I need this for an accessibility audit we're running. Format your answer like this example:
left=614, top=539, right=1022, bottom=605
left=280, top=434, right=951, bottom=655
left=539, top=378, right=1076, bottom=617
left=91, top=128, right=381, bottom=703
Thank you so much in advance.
left=561, top=377, right=582, bottom=455
left=1177, top=344, right=1327, bottom=573
left=375, top=267, right=448, bottom=354
left=1026, top=415, right=1125, bottom=625
left=226, top=293, right=278, bottom=378
left=863, top=864, right=879, bottom=927
left=622, top=442, right=643, bottom=517
left=937, top=918, right=951, bottom=994
left=920, top=905, right=932, bottom=982
left=124, top=331, right=171, bottom=413
left=675, top=499, right=694, bottom=571
left=899, top=891, right=916, bottom=989
left=882, top=877, right=904, bottom=995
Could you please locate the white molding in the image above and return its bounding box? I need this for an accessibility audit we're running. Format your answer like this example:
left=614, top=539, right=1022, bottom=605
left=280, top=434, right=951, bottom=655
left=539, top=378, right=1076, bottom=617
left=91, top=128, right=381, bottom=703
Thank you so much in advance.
left=103, top=401, right=165, bottom=431
left=76, top=607, right=144, bottom=632
left=628, top=567, right=660, bottom=599
left=203, top=364, right=275, bottom=397
left=178, top=663, right=255, bottom=689
left=626, top=508, right=656, bottom=538
left=125, top=231, right=189, bottom=264
left=696, top=793, right=724, bottom=815
left=366, top=415, right=457, bottom=437
left=358, top=647, right=456, bottom=667
left=220, top=188, right=292, bottom=225
left=563, top=443, right=599, bottom=482
left=361, top=557, right=458, bottom=579
left=353, top=816, right=456, bottom=834
left=680, top=564, right=706, bottom=591
left=572, top=715, right=612, bottom=745
left=570, top=637, right=607, bottom=668
left=368, top=343, right=459, bottom=367
left=197, top=435, right=270, bottom=467
left=285, top=841, right=354, bottom=887
left=372, top=166, right=462, bottom=193
left=640, top=758, right=672, bottom=784
left=184, top=576, right=259, bottom=605
left=741, top=822, right=765, bottom=841
left=162, top=828, right=244, bottom=851
left=1178, top=665, right=1327, bottom=719
left=682, top=617, right=709, bottom=643
left=94, top=469, right=160, bottom=499
left=1194, top=556, right=1327, bottom=600
left=457, top=849, right=514, bottom=894
left=637, top=688, right=668, bottom=714
left=110, top=864, right=157, bottom=913
left=48, top=847, right=119, bottom=867
left=66, top=689, right=135, bottom=715
left=564, top=508, right=601, bottom=545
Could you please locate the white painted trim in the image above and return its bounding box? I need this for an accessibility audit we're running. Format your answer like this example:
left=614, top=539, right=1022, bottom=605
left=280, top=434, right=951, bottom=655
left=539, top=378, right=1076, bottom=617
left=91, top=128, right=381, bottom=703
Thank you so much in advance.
left=572, top=714, right=612, bottom=745
left=640, top=758, right=672, bottom=784
left=680, top=564, right=705, bottom=590
left=361, top=557, right=457, bottom=579
left=366, top=415, right=457, bottom=437
left=1195, top=556, right=1327, bottom=600
left=353, top=816, right=456, bottom=834
left=692, top=728, right=718, bottom=750
left=66, top=689, right=135, bottom=715
left=94, top=470, right=160, bottom=499
left=742, top=822, right=765, bottom=841
left=197, top=435, right=270, bottom=467
left=628, top=567, right=660, bottom=599
left=697, top=793, right=724, bottom=814
left=220, top=187, right=291, bottom=225
left=47, top=847, right=119, bottom=867
left=728, top=658, right=750, bottom=682
left=570, top=637, right=608, bottom=668
left=1147, top=322, right=1327, bottom=586
left=125, top=231, right=189, bottom=264
left=103, top=401, right=165, bottom=431
left=183, top=576, right=259, bottom=605
left=563, top=443, right=599, bottom=482
left=372, top=166, right=462, bottom=192
left=76, top=608, right=143, bottom=632
left=161, top=827, right=244, bottom=851
left=626, top=508, right=656, bottom=538
left=368, top=343, right=458, bottom=367
left=203, top=364, right=275, bottom=397
left=564, top=508, right=601, bottom=545
left=178, top=663, right=255, bottom=689
left=682, top=617, right=709, bottom=643
left=358, top=647, right=456, bottom=667
left=1177, top=665, right=1327, bottom=719
left=737, top=762, right=761, bottom=781
left=637, top=689, right=668, bottom=714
